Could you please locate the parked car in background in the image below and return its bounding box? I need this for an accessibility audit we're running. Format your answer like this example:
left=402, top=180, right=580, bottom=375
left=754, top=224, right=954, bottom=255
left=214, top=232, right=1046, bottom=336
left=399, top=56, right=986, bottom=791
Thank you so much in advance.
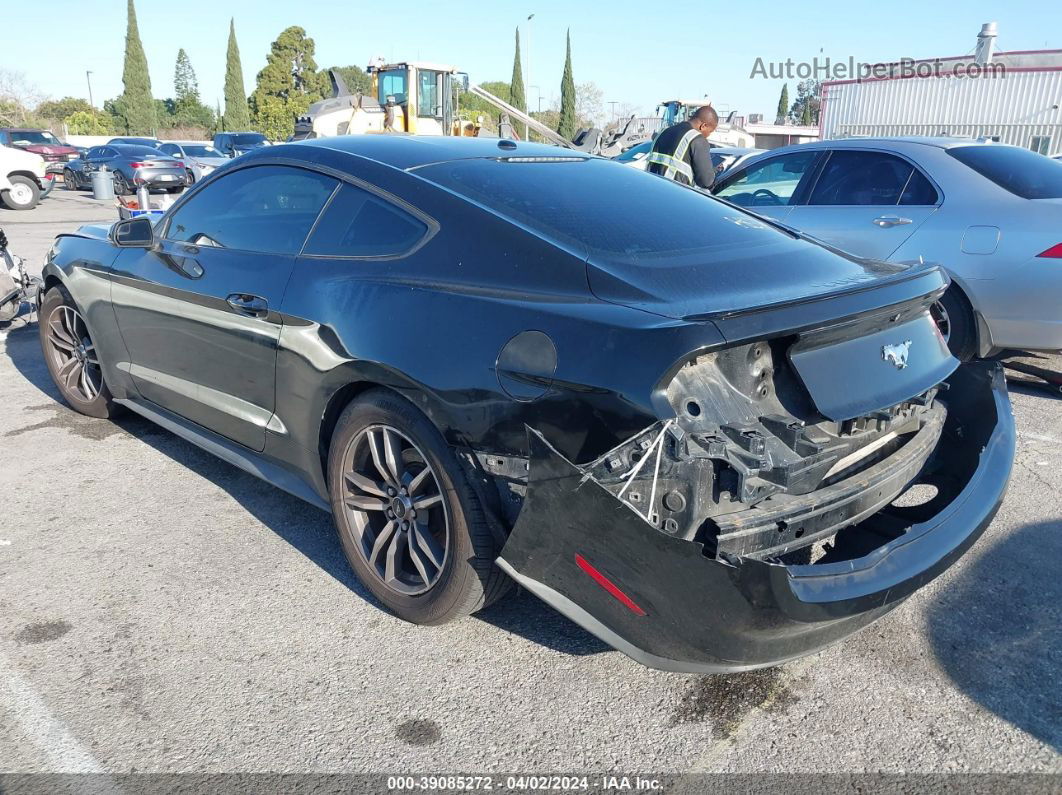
left=712, top=138, right=1062, bottom=360
left=1, top=145, right=51, bottom=210
left=0, top=128, right=79, bottom=175
left=213, top=132, right=269, bottom=158
left=38, top=136, right=1013, bottom=674
left=64, top=144, right=187, bottom=195
left=157, top=141, right=229, bottom=183
left=107, top=136, right=164, bottom=149
left=615, top=141, right=765, bottom=176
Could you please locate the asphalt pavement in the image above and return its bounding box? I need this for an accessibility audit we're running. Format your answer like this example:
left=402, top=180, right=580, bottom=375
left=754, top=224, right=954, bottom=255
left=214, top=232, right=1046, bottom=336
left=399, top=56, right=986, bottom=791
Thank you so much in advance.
left=0, top=192, right=1059, bottom=777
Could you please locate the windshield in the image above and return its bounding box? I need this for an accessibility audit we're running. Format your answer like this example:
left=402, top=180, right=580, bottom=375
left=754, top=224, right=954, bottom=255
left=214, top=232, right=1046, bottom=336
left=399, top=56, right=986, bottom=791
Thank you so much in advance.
left=231, top=134, right=266, bottom=146
left=948, top=144, right=1062, bottom=199
left=182, top=145, right=223, bottom=157
left=417, top=156, right=794, bottom=265
left=10, top=131, right=61, bottom=145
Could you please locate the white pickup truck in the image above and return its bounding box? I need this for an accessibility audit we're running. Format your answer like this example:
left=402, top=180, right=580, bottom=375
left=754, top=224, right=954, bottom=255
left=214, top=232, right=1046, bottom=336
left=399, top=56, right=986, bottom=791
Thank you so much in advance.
left=1, top=145, right=50, bottom=211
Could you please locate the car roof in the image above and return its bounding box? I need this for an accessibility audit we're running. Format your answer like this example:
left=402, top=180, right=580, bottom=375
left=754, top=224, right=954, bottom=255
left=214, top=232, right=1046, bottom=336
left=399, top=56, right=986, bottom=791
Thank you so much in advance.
left=109, top=144, right=166, bottom=154
left=786, top=136, right=1005, bottom=152
left=285, top=135, right=582, bottom=171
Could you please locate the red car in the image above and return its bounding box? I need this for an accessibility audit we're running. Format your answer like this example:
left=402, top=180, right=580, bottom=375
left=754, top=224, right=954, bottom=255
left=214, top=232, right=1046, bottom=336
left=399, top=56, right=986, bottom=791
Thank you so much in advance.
left=0, top=128, right=80, bottom=174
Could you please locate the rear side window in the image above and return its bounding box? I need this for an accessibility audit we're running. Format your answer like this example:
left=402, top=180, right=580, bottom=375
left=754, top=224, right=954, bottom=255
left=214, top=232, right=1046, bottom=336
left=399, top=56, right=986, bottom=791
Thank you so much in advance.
left=303, top=183, right=428, bottom=257
left=899, top=169, right=939, bottom=205
left=948, top=144, right=1062, bottom=199
left=165, top=165, right=337, bottom=254
left=809, top=151, right=915, bottom=205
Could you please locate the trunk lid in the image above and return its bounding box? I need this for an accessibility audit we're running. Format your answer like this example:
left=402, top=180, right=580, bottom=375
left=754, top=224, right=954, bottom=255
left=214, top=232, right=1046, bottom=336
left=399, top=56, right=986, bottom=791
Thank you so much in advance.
left=585, top=232, right=918, bottom=321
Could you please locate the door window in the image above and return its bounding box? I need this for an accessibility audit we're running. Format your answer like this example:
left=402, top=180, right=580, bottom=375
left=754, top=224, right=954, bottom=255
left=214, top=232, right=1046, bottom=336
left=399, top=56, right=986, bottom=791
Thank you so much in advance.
left=164, top=165, right=338, bottom=254
left=417, top=70, right=441, bottom=117
left=809, top=151, right=917, bottom=206
left=714, top=151, right=818, bottom=207
left=159, top=144, right=179, bottom=156
left=303, top=183, right=429, bottom=257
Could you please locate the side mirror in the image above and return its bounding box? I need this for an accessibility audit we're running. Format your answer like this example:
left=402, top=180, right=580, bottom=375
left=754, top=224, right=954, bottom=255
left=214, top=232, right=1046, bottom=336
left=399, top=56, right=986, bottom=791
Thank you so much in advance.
left=111, top=217, right=155, bottom=248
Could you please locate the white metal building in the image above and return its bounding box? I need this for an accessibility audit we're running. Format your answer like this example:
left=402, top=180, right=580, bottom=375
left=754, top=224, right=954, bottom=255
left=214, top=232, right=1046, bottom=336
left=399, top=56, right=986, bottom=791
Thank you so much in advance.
left=820, top=24, right=1062, bottom=155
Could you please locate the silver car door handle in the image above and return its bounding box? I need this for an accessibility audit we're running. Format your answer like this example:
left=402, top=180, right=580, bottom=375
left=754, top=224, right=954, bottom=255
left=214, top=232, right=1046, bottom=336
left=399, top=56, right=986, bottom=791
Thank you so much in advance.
left=225, top=293, right=268, bottom=317
left=872, top=215, right=913, bottom=228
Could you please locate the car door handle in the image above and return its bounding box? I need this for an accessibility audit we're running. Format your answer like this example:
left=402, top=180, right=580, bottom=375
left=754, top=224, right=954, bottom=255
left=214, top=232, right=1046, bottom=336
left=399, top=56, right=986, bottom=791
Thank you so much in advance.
left=872, top=215, right=913, bottom=228
left=225, top=293, right=268, bottom=317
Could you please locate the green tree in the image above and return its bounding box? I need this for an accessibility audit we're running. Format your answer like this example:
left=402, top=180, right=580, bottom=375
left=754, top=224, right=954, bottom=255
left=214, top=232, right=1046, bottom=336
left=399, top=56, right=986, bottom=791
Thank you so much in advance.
left=222, top=18, right=250, bottom=131
left=249, top=26, right=328, bottom=141
left=328, top=66, right=374, bottom=96
left=557, top=29, right=576, bottom=140
left=116, top=0, right=156, bottom=134
left=173, top=49, right=214, bottom=128
left=775, top=84, right=789, bottom=124
left=789, top=79, right=822, bottom=126
left=510, top=28, right=526, bottom=113
left=64, top=110, right=112, bottom=135
left=36, top=97, right=92, bottom=123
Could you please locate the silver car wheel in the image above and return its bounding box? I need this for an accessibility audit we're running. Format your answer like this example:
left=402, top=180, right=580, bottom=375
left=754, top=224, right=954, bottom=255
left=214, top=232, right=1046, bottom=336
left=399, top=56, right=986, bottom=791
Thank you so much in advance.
left=340, top=424, right=450, bottom=596
left=8, top=182, right=34, bottom=207
left=45, top=305, right=101, bottom=403
left=930, top=301, right=951, bottom=344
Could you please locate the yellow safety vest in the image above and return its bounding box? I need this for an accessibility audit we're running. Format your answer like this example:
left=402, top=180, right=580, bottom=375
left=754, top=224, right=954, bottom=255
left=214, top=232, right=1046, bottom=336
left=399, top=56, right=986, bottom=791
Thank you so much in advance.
left=645, top=129, right=701, bottom=183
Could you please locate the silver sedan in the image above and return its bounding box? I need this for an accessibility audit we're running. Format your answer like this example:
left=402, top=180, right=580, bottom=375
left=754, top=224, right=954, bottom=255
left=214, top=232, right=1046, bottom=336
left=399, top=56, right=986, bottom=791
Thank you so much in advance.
left=157, top=141, right=229, bottom=184
left=712, top=137, right=1062, bottom=359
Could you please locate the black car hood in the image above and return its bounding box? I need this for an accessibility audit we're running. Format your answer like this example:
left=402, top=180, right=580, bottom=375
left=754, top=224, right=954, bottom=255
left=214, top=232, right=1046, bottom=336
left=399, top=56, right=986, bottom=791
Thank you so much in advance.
left=585, top=232, right=910, bottom=320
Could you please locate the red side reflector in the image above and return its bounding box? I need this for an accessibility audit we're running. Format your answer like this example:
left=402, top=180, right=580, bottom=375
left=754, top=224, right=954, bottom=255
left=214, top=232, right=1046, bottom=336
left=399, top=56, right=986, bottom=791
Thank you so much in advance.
left=1037, top=243, right=1062, bottom=258
left=574, top=554, right=647, bottom=616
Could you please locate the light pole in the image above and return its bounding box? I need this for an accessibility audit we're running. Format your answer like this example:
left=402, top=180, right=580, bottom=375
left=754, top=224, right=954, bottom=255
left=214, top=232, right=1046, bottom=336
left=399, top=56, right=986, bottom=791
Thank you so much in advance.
left=524, top=13, right=534, bottom=139
left=531, top=85, right=542, bottom=114
left=86, top=71, right=94, bottom=108
left=609, top=101, right=618, bottom=121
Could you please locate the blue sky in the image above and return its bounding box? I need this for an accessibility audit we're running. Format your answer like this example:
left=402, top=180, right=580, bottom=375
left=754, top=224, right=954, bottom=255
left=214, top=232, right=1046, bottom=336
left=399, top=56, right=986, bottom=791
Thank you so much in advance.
left=3, top=0, right=1058, bottom=123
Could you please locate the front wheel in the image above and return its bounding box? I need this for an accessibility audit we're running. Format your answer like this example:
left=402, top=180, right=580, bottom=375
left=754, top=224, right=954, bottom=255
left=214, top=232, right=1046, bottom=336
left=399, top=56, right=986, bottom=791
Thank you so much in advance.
left=0, top=176, right=40, bottom=210
left=64, top=169, right=80, bottom=190
left=38, top=286, right=119, bottom=418
left=328, top=389, right=511, bottom=624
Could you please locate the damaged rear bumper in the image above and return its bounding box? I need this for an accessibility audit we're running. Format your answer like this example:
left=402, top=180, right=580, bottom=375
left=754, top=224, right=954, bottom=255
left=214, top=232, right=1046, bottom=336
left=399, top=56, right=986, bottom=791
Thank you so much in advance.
left=496, top=362, right=1014, bottom=673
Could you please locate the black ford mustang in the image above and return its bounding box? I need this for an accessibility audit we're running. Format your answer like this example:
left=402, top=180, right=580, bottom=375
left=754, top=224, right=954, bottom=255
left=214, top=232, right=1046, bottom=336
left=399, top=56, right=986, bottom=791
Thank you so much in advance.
left=38, top=136, right=1014, bottom=672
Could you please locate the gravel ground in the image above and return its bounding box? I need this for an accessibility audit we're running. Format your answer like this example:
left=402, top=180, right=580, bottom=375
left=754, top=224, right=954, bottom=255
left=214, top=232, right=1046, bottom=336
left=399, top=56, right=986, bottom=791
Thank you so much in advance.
left=1, top=193, right=1059, bottom=777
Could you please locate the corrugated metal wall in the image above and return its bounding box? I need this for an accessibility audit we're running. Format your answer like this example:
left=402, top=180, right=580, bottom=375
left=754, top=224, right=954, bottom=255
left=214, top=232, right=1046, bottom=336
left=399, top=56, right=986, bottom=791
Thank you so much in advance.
left=821, top=71, right=1062, bottom=151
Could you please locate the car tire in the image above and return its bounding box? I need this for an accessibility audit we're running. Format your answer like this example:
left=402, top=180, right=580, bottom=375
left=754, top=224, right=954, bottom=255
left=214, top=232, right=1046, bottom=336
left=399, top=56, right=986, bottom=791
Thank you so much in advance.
left=328, top=389, right=512, bottom=625
left=933, top=286, right=977, bottom=362
left=113, top=171, right=132, bottom=196
left=38, top=285, right=120, bottom=419
left=64, top=169, right=80, bottom=190
left=0, top=175, right=41, bottom=211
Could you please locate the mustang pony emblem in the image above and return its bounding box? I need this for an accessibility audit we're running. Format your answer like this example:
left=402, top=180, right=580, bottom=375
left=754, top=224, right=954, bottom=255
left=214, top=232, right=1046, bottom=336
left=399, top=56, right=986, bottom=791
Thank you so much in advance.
left=882, top=340, right=913, bottom=370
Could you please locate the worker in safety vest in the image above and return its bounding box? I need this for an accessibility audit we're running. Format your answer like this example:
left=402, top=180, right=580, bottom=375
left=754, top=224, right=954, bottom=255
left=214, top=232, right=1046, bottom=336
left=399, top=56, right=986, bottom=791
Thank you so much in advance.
left=645, top=106, right=719, bottom=189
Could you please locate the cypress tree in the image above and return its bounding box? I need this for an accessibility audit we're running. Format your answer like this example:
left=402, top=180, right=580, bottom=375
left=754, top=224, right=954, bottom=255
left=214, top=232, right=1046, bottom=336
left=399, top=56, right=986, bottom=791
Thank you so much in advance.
left=557, top=29, right=576, bottom=140
left=510, top=28, right=526, bottom=113
left=223, top=18, right=251, bottom=131
left=117, top=0, right=156, bottom=134
left=776, top=84, right=789, bottom=124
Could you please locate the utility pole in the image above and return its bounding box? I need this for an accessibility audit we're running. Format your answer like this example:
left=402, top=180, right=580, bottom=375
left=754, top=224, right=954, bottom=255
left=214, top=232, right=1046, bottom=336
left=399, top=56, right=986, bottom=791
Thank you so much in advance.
left=531, top=85, right=542, bottom=114
left=609, top=101, right=618, bottom=121
left=86, top=71, right=94, bottom=108
left=525, top=13, right=534, bottom=139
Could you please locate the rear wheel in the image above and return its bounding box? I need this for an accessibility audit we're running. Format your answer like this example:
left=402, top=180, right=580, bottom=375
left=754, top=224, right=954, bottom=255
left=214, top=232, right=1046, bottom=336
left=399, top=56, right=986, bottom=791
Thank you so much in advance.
left=113, top=171, right=132, bottom=196
left=328, top=389, right=511, bottom=624
left=38, top=286, right=119, bottom=419
left=0, top=176, right=40, bottom=210
left=932, top=286, right=977, bottom=362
